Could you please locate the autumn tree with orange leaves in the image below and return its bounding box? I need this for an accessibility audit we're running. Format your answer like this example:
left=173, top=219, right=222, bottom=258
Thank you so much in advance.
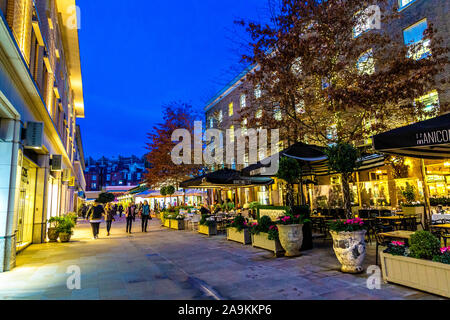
left=144, top=103, right=204, bottom=189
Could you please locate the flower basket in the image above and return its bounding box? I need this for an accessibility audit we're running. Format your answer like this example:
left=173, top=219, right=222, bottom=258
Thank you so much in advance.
left=251, top=232, right=284, bottom=256
left=380, top=252, right=450, bottom=298
left=226, top=227, right=251, bottom=245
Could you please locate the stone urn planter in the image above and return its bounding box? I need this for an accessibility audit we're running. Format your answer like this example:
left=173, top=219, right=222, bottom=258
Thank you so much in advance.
left=380, top=252, right=450, bottom=298
left=47, top=227, right=59, bottom=242
left=59, top=232, right=72, bottom=243
left=330, top=230, right=367, bottom=273
left=171, top=219, right=185, bottom=230
left=226, top=227, right=251, bottom=245
left=251, top=233, right=284, bottom=257
left=277, top=224, right=303, bottom=257
left=198, top=224, right=217, bottom=236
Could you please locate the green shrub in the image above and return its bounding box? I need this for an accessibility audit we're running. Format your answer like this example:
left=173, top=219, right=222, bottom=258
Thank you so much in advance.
left=228, top=215, right=248, bottom=232
left=409, top=231, right=441, bottom=260
left=57, top=216, right=75, bottom=235
left=433, top=252, right=450, bottom=265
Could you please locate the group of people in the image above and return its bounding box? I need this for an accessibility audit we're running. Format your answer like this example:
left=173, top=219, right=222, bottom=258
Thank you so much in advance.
left=83, top=200, right=152, bottom=239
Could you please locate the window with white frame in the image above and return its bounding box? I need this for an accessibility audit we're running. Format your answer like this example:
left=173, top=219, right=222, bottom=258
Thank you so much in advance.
left=399, top=0, right=416, bottom=10
left=273, top=105, right=282, bottom=121
left=240, top=94, right=246, bottom=108
left=254, top=85, right=262, bottom=98
left=357, top=49, right=375, bottom=75
left=255, top=109, right=263, bottom=119
left=404, top=19, right=431, bottom=60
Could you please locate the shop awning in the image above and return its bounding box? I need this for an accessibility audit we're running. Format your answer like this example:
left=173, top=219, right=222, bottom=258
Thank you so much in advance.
left=180, top=169, right=274, bottom=189
left=372, top=113, right=450, bottom=159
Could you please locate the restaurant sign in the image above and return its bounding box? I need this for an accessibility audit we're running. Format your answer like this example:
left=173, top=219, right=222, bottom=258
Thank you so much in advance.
left=416, top=129, right=450, bottom=146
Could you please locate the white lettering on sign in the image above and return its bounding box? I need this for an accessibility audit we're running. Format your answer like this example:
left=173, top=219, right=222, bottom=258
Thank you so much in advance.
left=416, top=129, right=450, bottom=146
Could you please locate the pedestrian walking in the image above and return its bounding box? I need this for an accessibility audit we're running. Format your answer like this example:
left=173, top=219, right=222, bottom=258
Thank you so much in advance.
left=141, top=200, right=151, bottom=232
left=104, top=204, right=116, bottom=236
left=126, top=203, right=135, bottom=234
left=87, top=202, right=104, bottom=239
left=118, top=204, right=124, bottom=218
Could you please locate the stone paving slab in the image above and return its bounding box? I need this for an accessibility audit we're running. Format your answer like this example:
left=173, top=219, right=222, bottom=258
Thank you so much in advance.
left=0, top=218, right=444, bottom=300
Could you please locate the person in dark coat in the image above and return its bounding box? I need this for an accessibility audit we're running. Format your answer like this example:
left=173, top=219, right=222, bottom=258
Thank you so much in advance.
left=87, top=202, right=104, bottom=239
left=141, top=200, right=151, bottom=232
left=118, top=204, right=124, bottom=218
left=126, top=203, right=136, bottom=234
left=104, top=204, right=116, bottom=236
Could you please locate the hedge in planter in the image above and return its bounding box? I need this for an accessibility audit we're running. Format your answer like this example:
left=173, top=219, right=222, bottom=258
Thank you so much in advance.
left=381, top=232, right=450, bottom=298
left=226, top=216, right=251, bottom=245
left=198, top=215, right=217, bottom=236
left=250, top=216, right=284, bottom=256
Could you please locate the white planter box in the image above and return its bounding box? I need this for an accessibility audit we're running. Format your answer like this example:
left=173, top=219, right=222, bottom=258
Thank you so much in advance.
left=402, top=206, right=424, bottom=216
left=198, top=224, right=217, bottom=236
left=227, top=228, right=251, bottom=245
left=380, top=252, right=450, bottom=298
left=251, top=233, right=284, bottom=256
left=170, top=219, right=185, bottom=230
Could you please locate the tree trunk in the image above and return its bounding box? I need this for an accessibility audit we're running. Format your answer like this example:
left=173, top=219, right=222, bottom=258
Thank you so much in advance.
left=286, top=183, right=295, bottom=213
left=341, top=173, right=352, bottom=219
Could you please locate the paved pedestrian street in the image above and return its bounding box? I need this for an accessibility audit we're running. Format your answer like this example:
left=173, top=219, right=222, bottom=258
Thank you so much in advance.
left=0, top=219, right=443, bottom=300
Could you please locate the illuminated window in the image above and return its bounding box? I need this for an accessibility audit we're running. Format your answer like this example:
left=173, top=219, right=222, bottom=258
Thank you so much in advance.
left=240, top=94, right=246, bottom=108
left=241, top=118, right=248, bottom=135
left=228, top=102, right=234, bottom=117
left=218, top=110, right=223, bottom=123
left=92, top=175, right=97, bottom=181
left=229, top=125, right=235, bottom=141
left=416, top=90, right=440, bottom=112
left=255, top=109, right=263, bottom=119
left=357, top=49, right=375, bottom=75
left=254, top=85, right=262, bottom=98
left=209, top=118, right=214, bottom=128
left=404, top=19, right=431, bottom=60
left=273, top=105, right=282, bottom=121
left=295, top=100, right=305, bottom=114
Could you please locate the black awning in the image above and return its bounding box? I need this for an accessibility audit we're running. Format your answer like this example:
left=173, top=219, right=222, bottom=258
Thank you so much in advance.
left=180, top=169, right=274, bottom=189
left=281, top=142, right=328, bottom=161
left=372, top=113, right=450, bottom=159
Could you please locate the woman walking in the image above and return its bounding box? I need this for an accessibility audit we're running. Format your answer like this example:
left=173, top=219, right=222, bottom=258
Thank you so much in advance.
left=126, top=203, right=135, bottom=234
left=141, top=200, right=151, bottom=233
left=87, top=202, right=104, bottom=239
left=104, top=204, right=115, bottom=236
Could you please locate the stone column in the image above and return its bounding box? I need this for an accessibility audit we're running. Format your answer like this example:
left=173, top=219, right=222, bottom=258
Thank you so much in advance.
left=0, top=118, right=21, bottom=272
left=32, top=154, right=50, bottom=244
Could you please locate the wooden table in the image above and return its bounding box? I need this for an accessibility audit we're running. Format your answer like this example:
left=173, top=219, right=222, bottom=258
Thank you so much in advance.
left=376, top=216, right=405, bottom=220
left=378, top=230, right=415, bottom=240
left=431, top=224, right=450, bottom=229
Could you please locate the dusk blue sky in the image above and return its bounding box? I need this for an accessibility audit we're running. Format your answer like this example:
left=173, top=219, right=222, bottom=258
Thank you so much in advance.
left=77, top=0, right=272, bottom=159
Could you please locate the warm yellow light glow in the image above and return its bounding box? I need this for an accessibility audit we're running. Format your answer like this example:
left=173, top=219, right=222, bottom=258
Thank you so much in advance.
left=376, top=170, right=382, bottom=174
left=444, top=162, right=450, bottom=167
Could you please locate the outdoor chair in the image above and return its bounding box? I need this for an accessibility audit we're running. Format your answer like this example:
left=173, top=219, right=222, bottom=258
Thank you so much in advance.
left=337, top=209, right=346, bottom=219
left=374, top=224, right=394, bottom=266
left=380, top=210, right=392, bottom=217
left=359, top=210, right=370, bottom=219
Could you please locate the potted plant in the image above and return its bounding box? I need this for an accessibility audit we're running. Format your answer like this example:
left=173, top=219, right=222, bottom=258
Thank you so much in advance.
left=276, top=213, right=309, bottom=257
left=380, top=231, right=450, bottom=298
left=198, top=215, right=217, bottom=236
left=47, top=217, right=63, bottom=242
left=171, top=214, right=185, bottom=230
left=57, top=216, right=75, bottom=243
left=401, top=183, right=424, bottom=216
left=226, top=215, right=251, bottom=245
left=328, top=218, right=367, bottom=273
left=164, top=211, right=174, bottom=228
left=250, top=216, right=284, bottom=256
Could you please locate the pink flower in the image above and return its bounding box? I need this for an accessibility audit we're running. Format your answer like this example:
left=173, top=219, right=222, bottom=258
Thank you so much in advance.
left=441, top=247, right=450, bottom=254
left=392, top=241, right=405, bottom=246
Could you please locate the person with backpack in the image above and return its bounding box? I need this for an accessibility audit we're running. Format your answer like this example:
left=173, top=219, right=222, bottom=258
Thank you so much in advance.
left=141, top=200, right=151, bottom=232
left=87, top=202, right=105, bottom=239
